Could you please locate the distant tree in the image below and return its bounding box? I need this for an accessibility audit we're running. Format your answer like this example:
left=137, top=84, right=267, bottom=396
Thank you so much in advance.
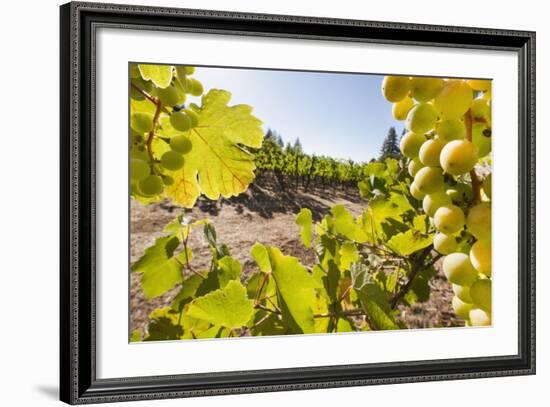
left=292, top=138, right=303, bottom=154
left=379, top=127, right=401, bottom=160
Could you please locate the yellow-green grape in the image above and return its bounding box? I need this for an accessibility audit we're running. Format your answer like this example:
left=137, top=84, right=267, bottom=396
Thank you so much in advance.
left=170, top=135, right=193, bottom=154
left=184, top=66, right=195, bottom=75
left=138, top=175, right=163, bottom=196
left=434, top=232, right=458, bottom=255
left=452, top=296, right=474, bottom=320
left=162, top=175, right=174, bottom=186
left=440, top=140, right=478, bottom=175
left=434, top=204, right=465, bottom=235
left=414, top=167, right=444, bottom=194
left=406, top=103, right=438, bottom=134
left=381, top=76, right=410, bottom=102
left=409, top=76, right=444, bottom=102
left=470, top=279, right=492, bottom=314
left=433, top=80, right=473, bottom=120
left=130, top=158, right=150, bottom=181
left=187, top=78, right=204, bottom=96
left=175, top=66, right=187, bottom=80
left=131, top=112, right=154, bottom=134
left=453, top=284, right=473, bottom=303
left=469, top=308, right=491, bottom=326
left=409, top=182, right=426, bottom=200
left=392, top=96, right=414, bottom=121
left=170, top=111, right=192, bottom=132
left=470, top=99, right=491, bottom=123
left=183, top=109, right=199, bottom=127
left=472, top=124, right=492, bottom=158
left=423, top=191, right=451, bottom=217
left=470, top=239, right=491, bottom=276
left=399, top=132, right=425, bottom=158
left=466, top=203, right=491, bottom=240
left=130, top=64, right=141, bottom=79
left=408, top=158, right=424, bottom=177
left=419, top=138, right=446, bottom=167
left=161, top=150, right=185, bottom=171
left=446, top=183, right=473, bottom=205
left=483, top=174, right=492, bottom=199
left=157, top=85, right=185, bottom=107
left=443, top=252, right=478, bottom=286
left=467, top=79, right=491, bottom=91
left=436, top=119, right=465, bottom=141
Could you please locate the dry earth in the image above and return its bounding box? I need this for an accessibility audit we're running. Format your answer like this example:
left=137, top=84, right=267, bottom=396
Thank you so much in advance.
left=130, top=177, right=464, bottom=336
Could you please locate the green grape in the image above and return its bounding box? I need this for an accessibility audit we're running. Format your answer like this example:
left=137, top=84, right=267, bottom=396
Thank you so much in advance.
left=130, top=64, right=141, bottom=79
left=419, top=138, right=446, bottom=167
left=423, top=191, right=451, bottom=217
left=446, top=183, right=473, bottom=205
left=161, top=150, right=185, bottom=171
left=406, top=103, right=438, bottom=134
left=131, top=112, right=154, bottom=134
left=381, top=75, right=410, bottom=102
left=433, top=80, right=473, bottom=120
left=399, top=132, right=426, bottom=158
left=409, top=77, right=444, bottom=102
left=408, top=157, right=424, bottom=177
left=162, top=175, right=174, bottom=186
left=184, top=66, right=195, bottom=75
left=467, top=79, right=491, bottom=91
left=138, top=175, right=163, bottom=196
left=453, top=284, right=473, bottom=303
left=466, top=203, right=491, bottom=240
left=183, top=109, right=199, bottom=127
left=452, top=296, right=474, bottom=320
left=409, top=182, right=426, bottom=200
left=157, top=85, right=185, bottom=107
left=443, top=252, right=478, bottom=286
left=392, top=96, right=414, bottom=121
left=170, top=111, right=192, bottom=132
left=414, top=167, right=444, bottom=194
left=170, top=135, right=193, bottom=154
left=470, top=278, right=492, bottom=312
left=472, top=124, right=492, bottom=158
left=434, top=204, right=465, bottom=235
left=469, top=308, right=491, bottom=326
left=434, top=232, right=458, bottom=255
left=483, top=173, right=492, bottom=199
left=130, top=158, right=150, bottom=181
left=175, top=66, right=187, bottom=80
left=436, top=119, right=465, bottom=141
left=470, top=98, right=491, bottom=123
left=440, top=140, right=478, bottom=176
left=470, top=239, right=491, bottom=276
left=187, top=78, right=204, bottom=96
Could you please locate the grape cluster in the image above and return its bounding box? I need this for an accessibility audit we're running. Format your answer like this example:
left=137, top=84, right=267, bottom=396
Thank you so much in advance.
left=382, top=76, right=493, bottom=327
left=130, top=65, right=202, bottom=198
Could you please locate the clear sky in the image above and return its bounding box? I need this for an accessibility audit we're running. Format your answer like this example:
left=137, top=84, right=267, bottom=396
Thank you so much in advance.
left=188, top=66, right=405, bottom=163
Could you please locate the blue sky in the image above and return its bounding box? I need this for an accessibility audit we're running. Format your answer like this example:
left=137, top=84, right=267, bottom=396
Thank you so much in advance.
left=188, top=67, right=405, bottom=163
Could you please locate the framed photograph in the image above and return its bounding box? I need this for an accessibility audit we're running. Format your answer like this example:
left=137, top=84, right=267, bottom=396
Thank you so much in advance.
left=60, top=1, right=535, bottom=404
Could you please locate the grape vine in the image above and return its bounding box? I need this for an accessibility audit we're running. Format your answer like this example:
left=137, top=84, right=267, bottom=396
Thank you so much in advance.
left=130, top=65, right=492, bottom=341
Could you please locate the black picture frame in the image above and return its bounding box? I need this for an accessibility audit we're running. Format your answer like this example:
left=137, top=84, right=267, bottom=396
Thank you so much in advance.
left=60, top=2, right=536, bottom=404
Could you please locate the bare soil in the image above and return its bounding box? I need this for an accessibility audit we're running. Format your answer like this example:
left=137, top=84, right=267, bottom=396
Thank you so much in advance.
left=130, top=176, right=464, bottom=335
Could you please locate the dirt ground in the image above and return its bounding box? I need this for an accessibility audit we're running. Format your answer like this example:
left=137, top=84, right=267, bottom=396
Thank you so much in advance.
left=130, top=177, right=464, bottom=335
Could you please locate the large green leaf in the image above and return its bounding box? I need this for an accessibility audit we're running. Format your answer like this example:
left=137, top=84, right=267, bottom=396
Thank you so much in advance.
left=295, top=208, right=313, bottom=247
left=138, top=64, right=173, bottom=88
left=386, top=230, right=433, bottom=256
left=158, top=90, right=263, bottom=207
left=186, top=280, right=255, bottom=329
left=331, top=205, right=367, bottom=242
left=356, top=283, right=399, bottom=330
left=217, top=256, right=241, bottom=288
left=131, top=236, right=181, bottom=299
left=250, top=242, right=272, bottom=273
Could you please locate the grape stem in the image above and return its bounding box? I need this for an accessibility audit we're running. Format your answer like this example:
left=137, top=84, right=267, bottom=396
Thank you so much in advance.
left=130, top=83, right=171, bottom=114
left=465, top=109, right=482, bottom=203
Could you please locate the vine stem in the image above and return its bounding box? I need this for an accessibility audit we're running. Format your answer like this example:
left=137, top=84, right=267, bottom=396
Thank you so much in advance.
left=465, top=109, right=482, bottom=204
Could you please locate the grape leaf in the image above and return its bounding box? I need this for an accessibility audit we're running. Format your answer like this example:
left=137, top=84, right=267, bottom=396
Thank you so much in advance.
left=331, top=205, right=367, bottom=242
left=186, top=280, right=255, bottom=329
left=138, top=64, right=173, bottom=88
left=295, top=208, right=313, bottom=247
left=217, top=256, right=242, bottom=288
left=386, top=230, right=433, bottom=256
left=131, top=236, right=182, bottom=299
left=339, top=242, right=359, bottom=271
left=159, top=90, right=263, bottom=207
left=251, top=242, right=272, bottom=273
left=356, top=283, right=399, bottom=330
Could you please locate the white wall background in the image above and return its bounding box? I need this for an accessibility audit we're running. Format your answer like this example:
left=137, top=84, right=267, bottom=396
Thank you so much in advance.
left=0, top=0, right=545, bottom=405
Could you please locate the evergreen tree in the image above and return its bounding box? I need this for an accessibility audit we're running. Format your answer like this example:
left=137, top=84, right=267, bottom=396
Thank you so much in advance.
left=379, top=127, right=401, bottom=160
left=293, top=138, right=303, bottom=154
